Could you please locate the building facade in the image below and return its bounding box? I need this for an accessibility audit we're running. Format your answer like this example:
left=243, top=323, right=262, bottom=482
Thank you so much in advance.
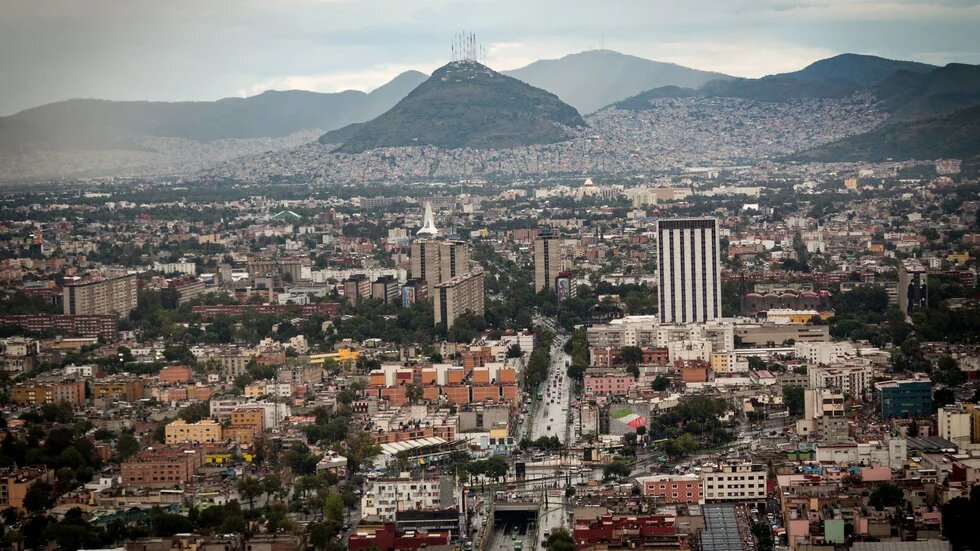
left=165, top=419, right=223, bottom=445
left=656, top=218, right=722, bottom=324
left=639, top=474, right=704, bottom=504
left=411, top=239, right=469, bottom=286
left=63, top=273, right=138, bottom=317
left=876, top=378, right=933, bottom=419
left=120, top=447, right=204, bottom=488
left=701, top=463, right=767, bottom=502
left=433, top=269, right=485, bottom=328
left=533, top=228, right=561, bottom=293
left=898, top=258, right=928, bottom=320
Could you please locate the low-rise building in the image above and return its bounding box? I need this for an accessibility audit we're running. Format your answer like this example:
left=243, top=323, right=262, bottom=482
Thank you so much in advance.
left=165, top=419, right=223, bottom=445
left=120, top=447, right=204, bottom=488
left=700, top=462, right=767, bottom=502
left=638, top=474, right=704, bottom=504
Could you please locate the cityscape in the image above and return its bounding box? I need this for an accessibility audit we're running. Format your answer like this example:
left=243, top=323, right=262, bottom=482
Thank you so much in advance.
left=0, top=3, right=979, bottom=551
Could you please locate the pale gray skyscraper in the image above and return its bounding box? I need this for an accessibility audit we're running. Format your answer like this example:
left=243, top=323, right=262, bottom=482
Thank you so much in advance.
left=657, top=218, right=722, bottom=324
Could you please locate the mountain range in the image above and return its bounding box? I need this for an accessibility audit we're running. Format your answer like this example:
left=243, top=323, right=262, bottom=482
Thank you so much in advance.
left=501, top=49, right=732, bottom=114
left=0, top=70, right=427, bottom=152
left=1, top=50, right=979, bottom=176
left=613, top=54, right=941, bottom=108
left=796, top=103, right=980, bottom=162
left=320, top=61, right=585, bottom=152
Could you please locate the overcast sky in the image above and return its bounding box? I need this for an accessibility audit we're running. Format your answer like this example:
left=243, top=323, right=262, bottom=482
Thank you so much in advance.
left=2, top=0, right=979, bottom=115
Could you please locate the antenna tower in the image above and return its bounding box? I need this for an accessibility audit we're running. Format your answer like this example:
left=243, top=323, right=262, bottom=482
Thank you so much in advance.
left=451, top=31, right=484, bottom=63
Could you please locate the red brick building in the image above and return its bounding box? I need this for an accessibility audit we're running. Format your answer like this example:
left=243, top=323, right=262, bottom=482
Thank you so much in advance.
left=0, top=314, right=116, bottom=340
left=640, top=474, right=704, bottom=504
left=120, top=447, right=204, bottom=488
left=573, top=515, right=688, bottom=549
left=349, top=524, right=450, bottom=551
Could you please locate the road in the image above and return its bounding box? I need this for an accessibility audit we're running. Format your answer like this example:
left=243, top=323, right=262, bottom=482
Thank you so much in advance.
left=486, top=517, right=535, bottom=551
left=525, top=328, right=574, bottom=551
left=529, top=335, right=572, bottom=444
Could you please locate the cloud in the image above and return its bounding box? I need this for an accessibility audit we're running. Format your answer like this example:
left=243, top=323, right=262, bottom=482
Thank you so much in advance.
left=2, top=0, right=979, bottom=113
left=638, top=41, right=839, bottom=78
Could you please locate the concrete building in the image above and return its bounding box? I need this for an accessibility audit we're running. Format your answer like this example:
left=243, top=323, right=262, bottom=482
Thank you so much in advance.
left=814, top=439, right=907, bottom=469
left=401, top=279, right=428, bottom=307
left=657, top=218, right=721, bottom=324
left=120, top=447, right=204, bottom=488
left=433, top=269, right=484, bottom=329
left=0, top=314, right=116, bottom=339
left=343, top=274, right=372, bottom=305
left=809, top=364, right=873, bottom=399
left=411, top=239, right=469, bottom=286
left=11, top=378, right=86, bottom=406
left=701, top=463, right=767, bottom=502
left=794, top=342, right=856, bottom=366
left=248, top=257, right=304, bottom=283
left=360, top=475, right=455, bottom=520
left=63, top=273, right=138, bottom=316
left=92, top=377, right=145, bottom=403
left=165, top=419, right=223, bottom=445
left=533, top=228, right=562, bottom=293
left=0, top=467, right=55, bottom=511
left=372, top=275, right=400, bottom=305
left=898, top=258, right=928, bottom=320
left=797, top=389, right=847, bottom=441
left=938, top=405, right=973, bottom=449
left=583, top=370, right=635, bottom=397
left=230, top=408, right=266, bottom=434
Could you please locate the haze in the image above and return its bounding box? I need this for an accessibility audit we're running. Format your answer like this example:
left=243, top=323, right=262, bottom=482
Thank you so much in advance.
left=2, top=0, right=980, bottom=115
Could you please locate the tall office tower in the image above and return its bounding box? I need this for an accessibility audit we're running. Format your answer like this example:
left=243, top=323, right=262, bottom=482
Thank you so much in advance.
left=433, top=268, right=485, bottom=328
left=898, top=258, right=927, bottom=320
left=411, top=239, right=469, bottom=285
left=657, top=218, right=722, bottom=324
left=63, top=273, right=138, bottom=317
left=439, top=241, right=470, bottom=282
left=411, top=239, right=442, bottom=284
left=533, top=228, right=562, bottom=293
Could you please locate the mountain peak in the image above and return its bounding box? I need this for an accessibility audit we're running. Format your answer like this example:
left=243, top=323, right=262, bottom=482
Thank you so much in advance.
left=778, top=53, right=937, bottom=86
left=503, top=50, right=732, bottom=113
left=319, top=60, right=585, bottom=153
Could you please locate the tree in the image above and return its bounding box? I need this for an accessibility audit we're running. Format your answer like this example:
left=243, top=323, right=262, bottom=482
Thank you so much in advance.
left=602, top=459, right=632, bottom=480
left=625, top=364, right=640, bottom=379
left=545, top=528, right=575, bottom=551
left=933, top=355, right=966, bottom=387
left=567, top=360, right=587, bottom=384
left=752, top=521, right=774, bottom=551
left=178, top=401, right=210, bottom=423
left=405, top=384, right=424, bottom=404
left=652, top=375, right=670, bottom=391
left=506, top=344, right=523, bottom=358
left=116, top=433, right=141, bottom=460
left=942, top=490, right=980, bottom=551
left=664, top=433, right=699, bottom=458
left=262, top=474, right=283, bottom=503
left=783, top=385, right=805, bottom=416
left=150, top=508, right=194, bottom=536
left=869, top=482, right=904, bottom=509
left=23, top=480, right=53, bottom=515
left=619, top=346, right=644, bottom=366
left=324, top=493, right=345, bottom=525
left=237, top=477, right=264, bottom=510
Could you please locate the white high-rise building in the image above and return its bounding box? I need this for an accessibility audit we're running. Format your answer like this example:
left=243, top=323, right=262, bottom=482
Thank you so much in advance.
left=657, top=218, right=722, bottom=324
